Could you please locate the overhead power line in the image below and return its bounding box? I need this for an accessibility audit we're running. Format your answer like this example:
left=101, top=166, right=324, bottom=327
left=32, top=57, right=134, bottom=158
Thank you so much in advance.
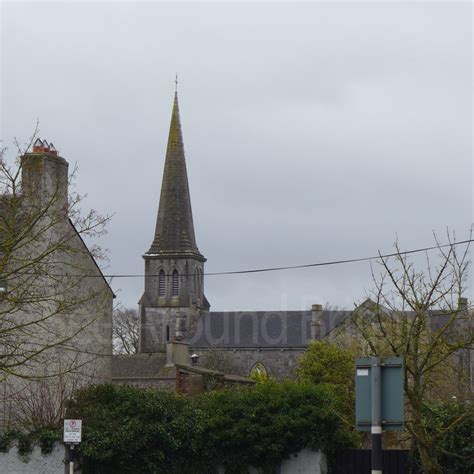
left=8, top=239, right=472, bottom=280
left=76, top=238, right=474, bottom=279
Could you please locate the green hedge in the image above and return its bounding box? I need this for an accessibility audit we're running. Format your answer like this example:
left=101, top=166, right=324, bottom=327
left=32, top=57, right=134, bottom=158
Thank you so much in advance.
left=66, top=381, right=358, bottom=473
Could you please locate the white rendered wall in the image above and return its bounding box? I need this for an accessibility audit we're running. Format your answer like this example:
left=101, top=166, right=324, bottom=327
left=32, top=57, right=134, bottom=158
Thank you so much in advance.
left=218, top=449, right=327, bottom=474
left=0, top=443, right=65, bottom=474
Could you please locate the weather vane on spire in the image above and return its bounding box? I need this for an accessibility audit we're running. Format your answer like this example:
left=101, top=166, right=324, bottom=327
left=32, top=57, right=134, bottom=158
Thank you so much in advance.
left=175, top=73, right=178, bottom=93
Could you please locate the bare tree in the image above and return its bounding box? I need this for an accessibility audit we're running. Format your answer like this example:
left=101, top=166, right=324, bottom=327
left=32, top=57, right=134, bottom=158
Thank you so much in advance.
left=0, top=130, right=112, bottom=390
left=113, top=307, right=139, bottom=354
left=3, top=353, right=86, bottom=429
left=349, top=231, right=473, bottom=473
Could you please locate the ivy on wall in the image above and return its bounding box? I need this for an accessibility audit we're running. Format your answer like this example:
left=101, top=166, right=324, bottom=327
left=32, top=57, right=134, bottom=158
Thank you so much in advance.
left=0, top=427, right=58, bottom=456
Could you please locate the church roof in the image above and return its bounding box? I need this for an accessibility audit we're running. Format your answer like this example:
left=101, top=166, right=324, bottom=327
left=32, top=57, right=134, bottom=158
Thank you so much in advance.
left=146, top=92, right=204, bottom=260
left=188, top=310, right=352, bottom=349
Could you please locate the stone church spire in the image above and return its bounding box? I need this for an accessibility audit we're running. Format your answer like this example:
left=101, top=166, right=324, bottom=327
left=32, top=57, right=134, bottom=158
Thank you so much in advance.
left=147, top=92, right=204, bottom=261
left=139, top=91, right=209, bottom=354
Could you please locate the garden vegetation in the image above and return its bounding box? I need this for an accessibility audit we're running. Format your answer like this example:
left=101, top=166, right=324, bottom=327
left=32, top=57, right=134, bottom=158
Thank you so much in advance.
left=64, top=381, right=357, bottom=474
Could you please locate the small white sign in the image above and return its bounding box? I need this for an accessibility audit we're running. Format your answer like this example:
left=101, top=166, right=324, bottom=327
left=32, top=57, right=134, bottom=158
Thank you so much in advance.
left=64, top=419, right=82, bottom=443
left=357, top=369, right=369, bottom=376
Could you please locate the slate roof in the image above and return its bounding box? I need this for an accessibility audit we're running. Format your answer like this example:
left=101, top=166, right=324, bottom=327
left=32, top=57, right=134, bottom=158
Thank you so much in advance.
left=186, top=304, right=469, bottom=349
left=147, top=92, right=204, bottom=260
left=188, top=310, right=352, bottom=349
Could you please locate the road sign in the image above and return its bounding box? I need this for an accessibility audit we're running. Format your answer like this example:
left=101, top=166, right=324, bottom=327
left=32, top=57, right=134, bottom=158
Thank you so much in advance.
left=355, top=357, right=404, bottom=431
left=63, top=419, right=82, bottom=443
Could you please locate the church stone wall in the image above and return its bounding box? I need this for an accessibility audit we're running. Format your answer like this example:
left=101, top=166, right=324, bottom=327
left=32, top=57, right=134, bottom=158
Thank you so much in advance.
left=141, top=306, right=202, bottom=353
left=143, top=257, right=205, bottom=309
left=194, top=347, right=305, bottom=379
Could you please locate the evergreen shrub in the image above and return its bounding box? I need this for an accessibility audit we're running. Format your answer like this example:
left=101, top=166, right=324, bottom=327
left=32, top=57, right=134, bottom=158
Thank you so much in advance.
left=66, top=381, right=357, bottom=474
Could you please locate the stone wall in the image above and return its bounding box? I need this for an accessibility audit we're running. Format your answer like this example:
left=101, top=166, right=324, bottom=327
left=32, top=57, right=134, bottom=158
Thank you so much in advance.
left=112, top=353, right=176, bottom=390
left=0, top=149, right=113, bottom=427
left=196, top=347, right=305, bottom=379
left=0, top=217, right=114, bottom=427
left=0, top=443, right=65, bottom=474
left=113, top=346, right=305, bottom=386
left=140, top=305, right=202, bottom=353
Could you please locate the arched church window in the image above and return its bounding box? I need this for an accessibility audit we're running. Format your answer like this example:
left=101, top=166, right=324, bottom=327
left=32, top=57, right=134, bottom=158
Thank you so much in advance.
left=249, top=362, right=268, bottom=381
left=172, top=270, right=179, bottom=296
left=158, top=270, right=166, bottom=297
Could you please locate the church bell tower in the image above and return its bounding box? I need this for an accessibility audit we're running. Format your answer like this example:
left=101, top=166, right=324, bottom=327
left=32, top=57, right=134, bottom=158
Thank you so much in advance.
left=139, top=91, right=209, bottom=353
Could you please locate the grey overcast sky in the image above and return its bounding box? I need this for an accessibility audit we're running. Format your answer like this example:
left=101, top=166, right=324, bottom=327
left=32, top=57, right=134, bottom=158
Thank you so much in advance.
left=1, top=2, right=472, bottom=310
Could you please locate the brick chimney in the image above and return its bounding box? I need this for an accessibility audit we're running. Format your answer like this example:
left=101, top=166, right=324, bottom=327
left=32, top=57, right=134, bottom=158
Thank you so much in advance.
left=21, top=139, right=68, bottom=214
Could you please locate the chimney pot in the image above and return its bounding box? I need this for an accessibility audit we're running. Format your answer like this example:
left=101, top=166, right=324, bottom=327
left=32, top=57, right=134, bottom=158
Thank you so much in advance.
left=32, top=138, right=43, bottom=153
left=49, top=142, right=58, bottom=156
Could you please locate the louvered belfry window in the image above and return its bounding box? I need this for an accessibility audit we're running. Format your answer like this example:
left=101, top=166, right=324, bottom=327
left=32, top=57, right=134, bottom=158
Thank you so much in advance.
left=172, top=270, right=179, bottom=296
left=158, top=270, right=166, bottom=297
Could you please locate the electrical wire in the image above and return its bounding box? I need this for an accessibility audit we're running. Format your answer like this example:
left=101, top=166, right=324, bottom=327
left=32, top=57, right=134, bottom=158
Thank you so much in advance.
left=202, top=238, right=473, bottom=276
left=14, top=238, right=471, bottom=279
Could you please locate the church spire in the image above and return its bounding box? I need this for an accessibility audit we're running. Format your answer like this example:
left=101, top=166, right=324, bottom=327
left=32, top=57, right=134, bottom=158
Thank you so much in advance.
left=139, top=89, right=209, bottom=353
left=147, top=92, right=204, bottom=261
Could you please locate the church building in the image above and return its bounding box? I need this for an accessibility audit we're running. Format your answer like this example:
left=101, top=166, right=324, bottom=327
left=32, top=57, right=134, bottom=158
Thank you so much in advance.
left=134, top=91, right=350, bottom=380
left=111, top=91, right=471, bottom=393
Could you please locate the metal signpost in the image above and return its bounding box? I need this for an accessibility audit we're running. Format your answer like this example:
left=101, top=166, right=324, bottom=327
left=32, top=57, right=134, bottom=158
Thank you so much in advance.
left=63, top=419, right=82, bottom=474
left=355, top=357, right=403, bottom=474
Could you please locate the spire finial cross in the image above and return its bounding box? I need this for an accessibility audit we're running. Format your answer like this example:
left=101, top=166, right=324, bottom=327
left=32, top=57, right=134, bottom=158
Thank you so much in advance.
left=175, top=73, right=178, bottom=93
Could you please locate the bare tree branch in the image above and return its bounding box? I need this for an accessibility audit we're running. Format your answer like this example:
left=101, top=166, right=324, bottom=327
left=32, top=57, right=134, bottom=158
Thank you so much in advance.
left=349, top=231, right=473, bottom=473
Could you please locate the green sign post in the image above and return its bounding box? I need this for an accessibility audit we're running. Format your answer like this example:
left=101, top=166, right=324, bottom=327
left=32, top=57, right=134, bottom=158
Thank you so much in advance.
left=355, top=357, right=404, bottom=474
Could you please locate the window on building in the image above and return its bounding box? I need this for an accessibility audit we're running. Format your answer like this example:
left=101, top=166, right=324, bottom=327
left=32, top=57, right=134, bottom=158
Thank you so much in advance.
left=158, top=270, right=166, bottom=297
left=249, top=362, right=268, bottom=381
left=172, top=270, right=179, bottom=296
left=166, top=325, right=170, bottom=342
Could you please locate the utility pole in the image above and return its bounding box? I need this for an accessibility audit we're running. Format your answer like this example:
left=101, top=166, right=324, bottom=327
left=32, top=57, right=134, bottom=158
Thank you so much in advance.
left=371, top=356, right=382, bottom=474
